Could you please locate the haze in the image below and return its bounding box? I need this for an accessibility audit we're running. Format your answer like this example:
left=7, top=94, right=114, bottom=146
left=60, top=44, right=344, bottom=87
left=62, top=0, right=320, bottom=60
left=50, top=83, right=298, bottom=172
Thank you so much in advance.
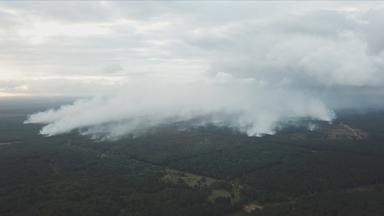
left=1, top=1, right=384, bottom=139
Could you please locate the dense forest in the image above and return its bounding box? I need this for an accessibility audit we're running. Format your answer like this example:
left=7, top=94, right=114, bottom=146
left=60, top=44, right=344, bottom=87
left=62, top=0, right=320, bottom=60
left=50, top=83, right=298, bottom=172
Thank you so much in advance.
left=1, top=98, right=384, bottom=216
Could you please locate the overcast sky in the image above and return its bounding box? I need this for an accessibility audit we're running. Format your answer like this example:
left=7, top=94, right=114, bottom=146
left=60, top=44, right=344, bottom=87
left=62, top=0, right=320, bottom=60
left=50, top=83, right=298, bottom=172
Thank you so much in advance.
left=1, top=1, right=384, bottom=97
left=2, top=1, right=384, bottom=138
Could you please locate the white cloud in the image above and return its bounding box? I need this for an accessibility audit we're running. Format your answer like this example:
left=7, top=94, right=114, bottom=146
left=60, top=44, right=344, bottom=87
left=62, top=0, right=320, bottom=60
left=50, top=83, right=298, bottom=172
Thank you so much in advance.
left=0, top=1, right=382, bottom=138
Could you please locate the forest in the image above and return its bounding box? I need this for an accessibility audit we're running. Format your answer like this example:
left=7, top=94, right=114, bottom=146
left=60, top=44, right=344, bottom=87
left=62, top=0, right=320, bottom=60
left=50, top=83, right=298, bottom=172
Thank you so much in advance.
left=1, top=98, right=384, bottom=216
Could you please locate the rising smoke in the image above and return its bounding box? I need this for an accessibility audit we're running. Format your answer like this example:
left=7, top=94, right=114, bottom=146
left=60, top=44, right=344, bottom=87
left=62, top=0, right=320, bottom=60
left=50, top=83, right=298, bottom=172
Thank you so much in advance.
left=22, top=3, right=384, bottom=140
left=25, top=78, right=336, bottom=140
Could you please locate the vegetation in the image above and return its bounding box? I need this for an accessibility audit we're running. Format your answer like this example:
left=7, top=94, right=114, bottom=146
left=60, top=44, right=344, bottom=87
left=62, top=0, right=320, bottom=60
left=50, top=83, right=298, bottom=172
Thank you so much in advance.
left=1, top=98, right=384, bottom=215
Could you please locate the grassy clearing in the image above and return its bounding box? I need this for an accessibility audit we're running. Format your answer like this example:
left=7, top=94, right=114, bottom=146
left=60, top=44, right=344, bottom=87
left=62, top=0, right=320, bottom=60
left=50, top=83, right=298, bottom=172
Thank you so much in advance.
left=208, top=189, right=231, bottom=202
left=162, top=169, right=244, bottom=205
left=161, top=168, right=217, bottom=188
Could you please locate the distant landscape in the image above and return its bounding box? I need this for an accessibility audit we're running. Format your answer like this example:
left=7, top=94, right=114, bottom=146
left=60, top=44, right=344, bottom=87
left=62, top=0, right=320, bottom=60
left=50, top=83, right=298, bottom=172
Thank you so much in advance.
left=1, top=98, right=384, bottom=216
left=2, top=1, right=384, bottom=215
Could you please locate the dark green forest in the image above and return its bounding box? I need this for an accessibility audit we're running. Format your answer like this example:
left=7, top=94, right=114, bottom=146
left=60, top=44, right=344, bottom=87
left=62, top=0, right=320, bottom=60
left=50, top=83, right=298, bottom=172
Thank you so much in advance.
left=1, top=98, right=384, bottom=216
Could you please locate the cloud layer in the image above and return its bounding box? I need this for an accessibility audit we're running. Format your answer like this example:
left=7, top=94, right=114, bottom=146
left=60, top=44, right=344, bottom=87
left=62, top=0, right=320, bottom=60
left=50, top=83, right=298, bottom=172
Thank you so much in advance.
left=0, top=1, right=381, bottom=138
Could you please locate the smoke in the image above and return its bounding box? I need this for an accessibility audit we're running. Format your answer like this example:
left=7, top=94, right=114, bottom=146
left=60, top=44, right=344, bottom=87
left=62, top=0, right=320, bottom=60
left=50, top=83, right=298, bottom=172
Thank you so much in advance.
left=25, top=78, right=335, bottom=140
left=20, top=3, right=384, bottom=140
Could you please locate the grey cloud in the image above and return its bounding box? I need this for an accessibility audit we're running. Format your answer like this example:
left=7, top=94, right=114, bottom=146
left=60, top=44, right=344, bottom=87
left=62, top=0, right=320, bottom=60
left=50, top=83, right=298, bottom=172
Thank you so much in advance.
left=362, top=9, right=384, bottom=55
left=275, top=10, right=358, bottom=37
left=0, top=1, right=118, bottom=23
left=102, top=64, right=124, bottom=74
left=0, top=80, right=22, bottom=90
left=183, top=9, right=384, bottom=87
left=0, top=1, right=382, bottom=139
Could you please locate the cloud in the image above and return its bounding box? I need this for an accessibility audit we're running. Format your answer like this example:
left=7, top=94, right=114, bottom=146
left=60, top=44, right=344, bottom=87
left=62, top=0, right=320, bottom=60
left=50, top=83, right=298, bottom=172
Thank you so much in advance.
left=363, top=9, right=384, bottom=55
left=102, top=64, right=124, bottom=74
left=0, top=1, right=381, bottom=139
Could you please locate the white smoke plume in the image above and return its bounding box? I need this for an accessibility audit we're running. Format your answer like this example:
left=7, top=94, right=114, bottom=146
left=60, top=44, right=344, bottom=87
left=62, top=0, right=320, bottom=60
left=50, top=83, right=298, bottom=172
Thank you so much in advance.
left=25, top=78, right=334, bottom=140
left=16, top=2, right=384, bottom=140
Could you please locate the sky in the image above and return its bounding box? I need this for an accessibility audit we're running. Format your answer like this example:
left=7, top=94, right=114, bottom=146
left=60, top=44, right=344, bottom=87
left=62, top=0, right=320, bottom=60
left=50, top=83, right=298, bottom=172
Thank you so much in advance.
left=1, top=1, right=384, bottom=139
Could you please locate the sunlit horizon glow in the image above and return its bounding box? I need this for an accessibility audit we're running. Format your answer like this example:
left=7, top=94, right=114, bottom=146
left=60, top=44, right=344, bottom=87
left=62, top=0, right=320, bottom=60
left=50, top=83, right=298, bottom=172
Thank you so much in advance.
left=1, top=1, right=384, bottom=97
